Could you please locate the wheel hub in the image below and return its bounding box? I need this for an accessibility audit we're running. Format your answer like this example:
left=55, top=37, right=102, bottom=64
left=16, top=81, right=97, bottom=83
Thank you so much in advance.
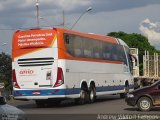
left=90, top=90, right=94, bottom=101
left=140, top=100, right=150, bottom=110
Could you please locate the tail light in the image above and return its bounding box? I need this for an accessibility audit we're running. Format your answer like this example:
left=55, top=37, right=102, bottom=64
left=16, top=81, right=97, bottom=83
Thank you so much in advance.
left=53, top=67, right=64, bottom=87
left=12, top=69, right=20, bottom=88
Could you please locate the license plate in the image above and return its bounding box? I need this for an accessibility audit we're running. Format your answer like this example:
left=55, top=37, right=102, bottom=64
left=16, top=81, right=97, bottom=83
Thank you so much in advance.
left=32, top=91, right=41, bottom=95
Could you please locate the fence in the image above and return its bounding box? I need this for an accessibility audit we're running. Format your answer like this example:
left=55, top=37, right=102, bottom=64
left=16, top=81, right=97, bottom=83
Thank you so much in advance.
left=143, top=51, right=159, bottom=77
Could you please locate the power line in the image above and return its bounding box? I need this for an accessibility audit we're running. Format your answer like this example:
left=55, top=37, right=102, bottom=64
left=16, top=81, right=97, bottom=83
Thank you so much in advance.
left=0, top=28, right=16, bottom=31
left=0, top=28, right=28, bottom=30
left=0, top=24, right=64, bottom=31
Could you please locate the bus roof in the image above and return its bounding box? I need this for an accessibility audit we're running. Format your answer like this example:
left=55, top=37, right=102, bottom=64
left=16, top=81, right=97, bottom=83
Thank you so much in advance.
left=14, top=27, right=128, bottom=46
left=56, top=28, right=118, bottom=44
left=116, top=38, right=129, bottom=48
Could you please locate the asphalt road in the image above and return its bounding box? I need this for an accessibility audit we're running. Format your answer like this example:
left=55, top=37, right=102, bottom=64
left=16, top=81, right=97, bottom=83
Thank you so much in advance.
left=8, top=95, right=160, bottom=120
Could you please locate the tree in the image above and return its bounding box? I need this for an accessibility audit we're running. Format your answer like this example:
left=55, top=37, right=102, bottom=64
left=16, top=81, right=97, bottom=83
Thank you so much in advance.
left=108, top=31, right=160, bottom=75
left=0, top=53, right=12, bottom=90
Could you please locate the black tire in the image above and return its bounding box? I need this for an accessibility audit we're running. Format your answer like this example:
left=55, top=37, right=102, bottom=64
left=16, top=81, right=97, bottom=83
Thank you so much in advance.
left=75, top=89, right=87, bottom=105
left=120, top=93, right=126, bottom=98
left=89, top=85, right=96, bottom=103
left=35, top=100, right=46, bottom=108
left=137, top=97, right=152, bottom=111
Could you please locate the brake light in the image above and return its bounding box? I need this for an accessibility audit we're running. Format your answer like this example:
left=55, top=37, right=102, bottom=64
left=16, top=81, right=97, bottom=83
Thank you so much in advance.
left=12, top=69, right=20, bottom=88
left=53, top=67, right=64, bottom=87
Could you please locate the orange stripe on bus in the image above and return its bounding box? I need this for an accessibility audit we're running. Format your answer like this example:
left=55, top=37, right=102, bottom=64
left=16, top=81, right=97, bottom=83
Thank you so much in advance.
left=50, top=35, right=57, bottom=47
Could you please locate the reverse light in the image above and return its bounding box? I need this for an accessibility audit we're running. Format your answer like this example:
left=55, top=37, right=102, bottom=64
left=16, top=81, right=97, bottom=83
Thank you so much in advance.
left=53, top=67, right=64, bottom=87
left=12, top=69, right=20, bottom=88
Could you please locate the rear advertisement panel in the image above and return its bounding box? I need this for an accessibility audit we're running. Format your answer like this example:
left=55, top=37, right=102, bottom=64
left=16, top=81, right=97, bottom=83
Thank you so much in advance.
left=12, top=29, right=57, bottom=60
left=13, top=29, right=56, bottom=50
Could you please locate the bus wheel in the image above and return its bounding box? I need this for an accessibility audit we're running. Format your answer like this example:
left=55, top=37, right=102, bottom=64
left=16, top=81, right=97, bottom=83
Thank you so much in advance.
left=89, top=85, right=96, bottom=103
left=137, top=97, right=152, bottom=111
left=35, top=100, right=46, bottom=108
left=75, top=89, right=87, bottom=105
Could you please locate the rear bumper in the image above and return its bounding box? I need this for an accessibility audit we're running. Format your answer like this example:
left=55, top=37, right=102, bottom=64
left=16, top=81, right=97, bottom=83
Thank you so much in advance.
left=14, top=95, right=66, bottom=100
left=13, top=88, right=80, bottom=100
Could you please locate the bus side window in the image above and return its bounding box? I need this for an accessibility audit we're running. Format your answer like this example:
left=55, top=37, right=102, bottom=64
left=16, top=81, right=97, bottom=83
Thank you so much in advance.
left=93, top=47, right=100, bottom=58
left=102, top=43, right=110, bottom=60
left=111, top=45, right=118, bottom=61
left=75, top=49, right=82, bottom=57
left=65, top=35, right=70, bottom=44
left=119, top=45, right=127, bottom=65
left=74, top=36, right=83, bottom=57
left=128, top=54, right=133, bottom=74
left=92, top=40, right=101, bottom=59
left=64, top=34, right=74, bottom=56
left=83, top=38, right=92, bottom=58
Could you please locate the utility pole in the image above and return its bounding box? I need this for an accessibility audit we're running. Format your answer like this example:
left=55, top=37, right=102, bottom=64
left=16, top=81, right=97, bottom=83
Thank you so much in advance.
left=35, top=0, right=40, bottom=28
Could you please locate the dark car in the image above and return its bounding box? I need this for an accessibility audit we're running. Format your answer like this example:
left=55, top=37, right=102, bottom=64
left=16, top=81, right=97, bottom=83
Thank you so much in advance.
left=0, top=96, right=26, bottom=120
left=125, top=80, right=160, bottom=111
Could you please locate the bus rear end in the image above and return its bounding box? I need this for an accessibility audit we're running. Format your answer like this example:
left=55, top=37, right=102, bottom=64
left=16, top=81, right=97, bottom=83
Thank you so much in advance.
left=12, top=29, right=65, bottom=100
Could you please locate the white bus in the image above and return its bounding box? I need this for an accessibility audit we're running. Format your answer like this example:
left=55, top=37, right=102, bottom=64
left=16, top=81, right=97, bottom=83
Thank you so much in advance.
left=12, top=28, right=134, bottom=107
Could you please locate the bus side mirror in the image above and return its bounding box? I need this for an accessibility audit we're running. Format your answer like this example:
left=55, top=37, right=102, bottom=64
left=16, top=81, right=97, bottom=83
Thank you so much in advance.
left=131, top=55, right=137, bottom=66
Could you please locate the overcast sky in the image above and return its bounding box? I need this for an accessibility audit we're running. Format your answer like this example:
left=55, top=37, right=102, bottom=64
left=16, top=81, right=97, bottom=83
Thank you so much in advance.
left=0, top=0, right=160, bottom=54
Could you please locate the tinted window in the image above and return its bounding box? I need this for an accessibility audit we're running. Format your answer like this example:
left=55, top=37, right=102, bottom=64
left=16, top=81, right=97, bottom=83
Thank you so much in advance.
left=125, top=46, right=133, bottom=72
left=83, top=38, right=92, bottom=58
left=102, top=42, right=111, bottom=60
left=92, top=40, right=102, bottom=59
left=65, top=34, right=74, bottom=56
left=73, top=36, right=83, bottom=57
left=64, top=33, right=127, bottom=62
left=117, top=45, right=127, bottom=64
